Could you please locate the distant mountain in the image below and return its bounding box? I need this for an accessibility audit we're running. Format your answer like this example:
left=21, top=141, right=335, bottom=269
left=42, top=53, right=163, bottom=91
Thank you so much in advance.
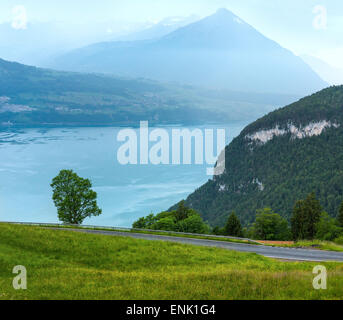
left=0, top=22, right=66, bottom=66
left=0, top=58, right=298, bottom=127
left=0, top=20, right=145, bottom=67
left=301, top=55, right=343, bottom=86
left=53, top=8, right=327, bottom=96
left=174, top=86, right=343, bottom=227
left=114, top=16, right=199, bottom=41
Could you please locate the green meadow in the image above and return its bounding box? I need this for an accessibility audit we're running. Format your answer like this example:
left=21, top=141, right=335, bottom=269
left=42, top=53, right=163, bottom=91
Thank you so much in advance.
left=0, top=223, right=343, bottom=300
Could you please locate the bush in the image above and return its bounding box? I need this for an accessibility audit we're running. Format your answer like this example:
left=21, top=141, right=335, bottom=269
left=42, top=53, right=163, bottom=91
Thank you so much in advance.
left=153, top=217, right=177, bottom=232
left=212, top=226, right=224, bottom=235
left=132, top=213, right=157, bottom=229
left=132, top=202, right=209, bottom=234
left=315, top=212, right=342, bottom=241
left=178, top=214, right=210, bottom=234
left=334, top=236, right=343, bottom=245
left=251, top=208, right=291, bottom=241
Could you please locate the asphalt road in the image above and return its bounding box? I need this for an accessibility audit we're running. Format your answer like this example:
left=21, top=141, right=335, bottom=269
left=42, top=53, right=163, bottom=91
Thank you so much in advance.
left=55, top=228, right=343, bottom=262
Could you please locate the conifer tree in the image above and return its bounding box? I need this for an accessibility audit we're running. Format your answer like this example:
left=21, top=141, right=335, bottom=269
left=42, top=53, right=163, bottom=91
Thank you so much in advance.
left=291, top=193, right=322, bottom=240
left=224, top=211, right=243, bottom=237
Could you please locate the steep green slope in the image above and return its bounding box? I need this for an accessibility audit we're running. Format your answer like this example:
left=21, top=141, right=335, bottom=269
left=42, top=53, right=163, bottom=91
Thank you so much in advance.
left=0, top=58, right=297, bottom=127
left=180, top=86, right=343, bottom=227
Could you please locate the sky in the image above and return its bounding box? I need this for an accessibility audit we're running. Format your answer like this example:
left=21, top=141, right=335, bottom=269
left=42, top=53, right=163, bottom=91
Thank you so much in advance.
left=0, top=0, right=342, bottom=68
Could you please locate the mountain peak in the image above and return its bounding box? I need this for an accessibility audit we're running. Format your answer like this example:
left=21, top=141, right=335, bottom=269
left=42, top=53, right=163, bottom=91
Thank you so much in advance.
left=211, top=8, right=242, bottom=22
left=209, top=8, right=246, bottom=25
left=193, top=7, right=251, bottom=31
left=214, top=8, right=236, bottom=17
left=53, top=9, right=327, bottom=96
left=157, top=7, right=268, bottom=51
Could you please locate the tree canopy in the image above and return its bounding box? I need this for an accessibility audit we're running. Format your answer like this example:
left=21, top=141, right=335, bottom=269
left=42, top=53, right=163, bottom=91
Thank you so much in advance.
left=178, top=86, right=343, bottom=227
left=51, top=169, right=102, bottom=224
left=251, top=208, right=291, bottom=240
left=132, top=201, right=209, bottom=234
left=315, top=212, right=342, bottom=241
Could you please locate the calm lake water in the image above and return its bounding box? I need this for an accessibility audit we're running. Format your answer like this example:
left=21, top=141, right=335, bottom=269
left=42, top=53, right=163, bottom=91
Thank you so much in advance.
left=0, top=122, right=247, bottom=227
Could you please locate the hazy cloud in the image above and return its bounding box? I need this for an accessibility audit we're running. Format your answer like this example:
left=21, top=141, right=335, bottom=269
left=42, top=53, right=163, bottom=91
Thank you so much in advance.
left=11, top=5, right=27, bottom=30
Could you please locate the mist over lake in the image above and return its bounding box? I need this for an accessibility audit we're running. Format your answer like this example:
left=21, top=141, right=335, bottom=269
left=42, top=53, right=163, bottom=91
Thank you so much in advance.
left=0, top=122, right=247, bottom=227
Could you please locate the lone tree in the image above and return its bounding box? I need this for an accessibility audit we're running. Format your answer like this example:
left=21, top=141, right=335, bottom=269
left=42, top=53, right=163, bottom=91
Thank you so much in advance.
left=291, top=193, right=322, bottom=240
left=224, top=212, right=243, bottom=237
left=51, top=170, right=102, bottom=225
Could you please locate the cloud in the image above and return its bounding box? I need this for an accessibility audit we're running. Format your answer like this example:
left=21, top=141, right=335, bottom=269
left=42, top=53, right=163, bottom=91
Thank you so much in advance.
left=11, top=5, right=28, bottom=30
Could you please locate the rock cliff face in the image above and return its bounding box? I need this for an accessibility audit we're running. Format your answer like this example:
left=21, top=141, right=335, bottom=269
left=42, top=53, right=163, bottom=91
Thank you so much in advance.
left=246, top=121, right=340, bottom=145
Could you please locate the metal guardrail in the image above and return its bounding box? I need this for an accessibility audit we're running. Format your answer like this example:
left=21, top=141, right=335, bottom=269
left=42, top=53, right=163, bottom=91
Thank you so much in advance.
left=0, top=221, right=259, bottom=244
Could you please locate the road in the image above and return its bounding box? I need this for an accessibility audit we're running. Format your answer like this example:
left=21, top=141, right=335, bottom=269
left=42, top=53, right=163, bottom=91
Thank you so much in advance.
left=55, top=228, right=343, bottom=262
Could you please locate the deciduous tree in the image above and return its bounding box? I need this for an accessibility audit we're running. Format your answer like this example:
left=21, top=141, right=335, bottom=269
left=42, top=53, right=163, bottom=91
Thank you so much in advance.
left=51, top=170, right=102, bottom=224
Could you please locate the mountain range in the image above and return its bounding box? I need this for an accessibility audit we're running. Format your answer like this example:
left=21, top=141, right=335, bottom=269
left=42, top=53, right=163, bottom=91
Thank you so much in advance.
left=174, top=85, right=343, bottom=227
left=113, top=15, right=200, bottom=42
left=0, top=20, right=155, bottom=67
left=53, top=8, right=327, bottom=96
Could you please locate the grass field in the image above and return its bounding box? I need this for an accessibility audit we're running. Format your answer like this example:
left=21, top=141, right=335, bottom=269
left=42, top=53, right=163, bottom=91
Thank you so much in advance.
left=281, top=240, right=343, bottom=252
left=258, top=240, right=343, bottom=252
left=0, top=223, right=343, bottom=300
left=41, top=224, right=258, bottom=245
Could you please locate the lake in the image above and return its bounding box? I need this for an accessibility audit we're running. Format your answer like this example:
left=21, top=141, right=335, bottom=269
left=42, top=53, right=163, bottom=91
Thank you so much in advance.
left=0, top=122, right=248, bottom=227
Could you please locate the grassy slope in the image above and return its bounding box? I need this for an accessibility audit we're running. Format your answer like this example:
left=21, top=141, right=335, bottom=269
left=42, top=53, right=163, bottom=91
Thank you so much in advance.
left=282, top=241, right=343, bottom=253
left=0, top=224, right=343, bottom=300
left=42, top=224, right=258, bottom=245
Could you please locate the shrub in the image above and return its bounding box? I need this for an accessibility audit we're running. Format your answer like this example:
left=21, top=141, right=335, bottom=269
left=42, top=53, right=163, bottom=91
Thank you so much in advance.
left=153, top=217, right=177, bottom=232
left=334, top=236, right=343, bottom=245
left=178, top=214, right=210, bottom=234
left=251, top=208, right=291, bottom=241
left=132, top=202, right=209, bottom=234
left=315, top=212, right=342, bottom=241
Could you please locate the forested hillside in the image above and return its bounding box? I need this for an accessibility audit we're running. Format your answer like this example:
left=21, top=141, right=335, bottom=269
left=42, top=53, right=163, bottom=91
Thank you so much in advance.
left=0, top=58, right=296, bottom=127
left=178, top=86, right=343, bottom=227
